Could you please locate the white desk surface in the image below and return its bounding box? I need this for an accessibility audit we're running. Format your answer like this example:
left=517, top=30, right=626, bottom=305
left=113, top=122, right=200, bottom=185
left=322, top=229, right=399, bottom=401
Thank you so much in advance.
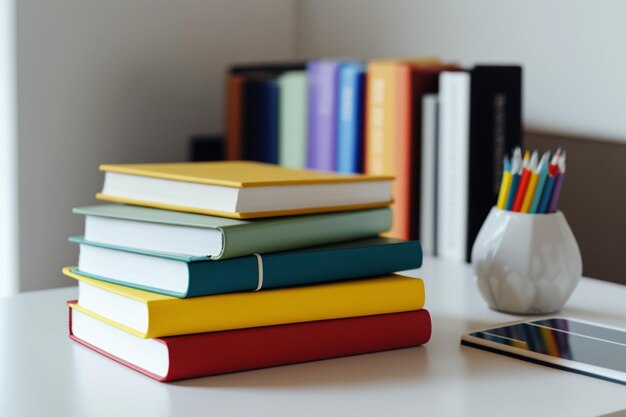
left=1, top=256, right=625, bottom=417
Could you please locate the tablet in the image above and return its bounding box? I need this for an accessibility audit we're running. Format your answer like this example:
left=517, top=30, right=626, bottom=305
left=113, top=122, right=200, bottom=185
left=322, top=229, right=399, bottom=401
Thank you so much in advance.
left=461, top=317, right=626, bottom=385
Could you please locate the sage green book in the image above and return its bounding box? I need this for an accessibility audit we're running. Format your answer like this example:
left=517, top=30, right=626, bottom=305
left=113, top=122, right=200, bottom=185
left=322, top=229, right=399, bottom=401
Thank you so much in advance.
left=74, top=204, right=391, bottom=260
left=278, top=71, right=307, bottom=168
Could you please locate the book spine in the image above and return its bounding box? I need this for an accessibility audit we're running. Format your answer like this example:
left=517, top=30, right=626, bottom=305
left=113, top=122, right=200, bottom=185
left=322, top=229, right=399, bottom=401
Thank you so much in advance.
left=365, top=63, right=396, bottom=177
left=307, top=61, right=339, bottom=171
left=243, top=79, right=279, bottom=163
left=219, top=207, right=392, bottom=260
left=337, top=62, right=366, bottom=173
left=466, top=66, right=523, bottom=261
left=225, top=75, right=244, bottom=160
left=147, top=275, right=425, bottom=338
left=266, top=81, right=280, bottom=163
left=262, top=240, right=422, bottom=289
left=437, top=72, right=470, bottom=262
left=186, top=256, right=259, bottom=297
left=166, top=310, right=432, bottom=381
left=192, top=239, right=422, bottom=297
left=420, top=94, right=438, bottom=256
left=278, top=71, right=308, bottom=168
left=392, top=65, right=413, bottom=240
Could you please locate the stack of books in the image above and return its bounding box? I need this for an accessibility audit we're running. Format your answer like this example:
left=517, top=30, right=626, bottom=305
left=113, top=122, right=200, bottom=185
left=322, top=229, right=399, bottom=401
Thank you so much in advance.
left=65, top=161, right=431, bottom=382
left=225, top=59, right=523, bottom=262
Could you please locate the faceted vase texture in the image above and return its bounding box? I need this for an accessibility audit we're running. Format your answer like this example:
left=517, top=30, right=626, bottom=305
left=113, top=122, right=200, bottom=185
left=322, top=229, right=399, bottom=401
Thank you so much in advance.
left=471, top=207, right=583, bottom=314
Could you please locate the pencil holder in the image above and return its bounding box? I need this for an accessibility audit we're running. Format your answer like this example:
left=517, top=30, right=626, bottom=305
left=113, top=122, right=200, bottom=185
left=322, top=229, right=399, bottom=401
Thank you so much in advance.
left=471, top=207, right=582, bottom=315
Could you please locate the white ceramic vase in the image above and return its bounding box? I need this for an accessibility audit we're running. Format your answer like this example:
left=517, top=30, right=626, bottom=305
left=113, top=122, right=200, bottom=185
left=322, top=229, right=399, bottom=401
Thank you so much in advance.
left=471, top=207, right=583, bottom=315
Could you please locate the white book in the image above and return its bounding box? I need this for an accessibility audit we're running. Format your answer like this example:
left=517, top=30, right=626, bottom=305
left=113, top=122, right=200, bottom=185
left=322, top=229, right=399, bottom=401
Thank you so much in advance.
left=97, top=161, right=392, bottom=219
left=420, top=94, right=438, bottom=256
left=437, top=72, right=470, bottom=262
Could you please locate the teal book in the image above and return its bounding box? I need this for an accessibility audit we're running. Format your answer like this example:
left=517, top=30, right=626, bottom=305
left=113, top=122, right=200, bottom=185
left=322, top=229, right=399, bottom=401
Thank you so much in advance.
left=69, top=236, right=423, bottom=298
left=74, top=204, right=391, bottom=260
left=278, top=71, right=307, bottom=168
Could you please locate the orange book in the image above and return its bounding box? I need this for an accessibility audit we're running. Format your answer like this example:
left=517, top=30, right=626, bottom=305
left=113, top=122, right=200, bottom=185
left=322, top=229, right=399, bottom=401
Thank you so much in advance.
left=393, top=65, right=413, bottom=239
left=365, top=59, right=443, bottom=239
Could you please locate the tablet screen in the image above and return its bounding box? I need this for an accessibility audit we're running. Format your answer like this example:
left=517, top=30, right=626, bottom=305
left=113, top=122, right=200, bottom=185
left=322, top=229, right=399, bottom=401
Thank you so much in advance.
left=462, top=318, right=626, bottom=384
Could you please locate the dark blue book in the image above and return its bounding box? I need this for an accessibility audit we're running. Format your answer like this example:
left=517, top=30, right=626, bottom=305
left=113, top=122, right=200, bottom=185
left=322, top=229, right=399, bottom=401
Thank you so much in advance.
left=228, top=62, right=305, bottom=75
left=243, top=76, right=279, bottom=163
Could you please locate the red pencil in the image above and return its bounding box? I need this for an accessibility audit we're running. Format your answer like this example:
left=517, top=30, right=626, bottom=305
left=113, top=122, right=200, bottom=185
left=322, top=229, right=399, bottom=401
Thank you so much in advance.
left=512, top=151, right=536, bottom=212
left=548, top=156, right=560, bottom=176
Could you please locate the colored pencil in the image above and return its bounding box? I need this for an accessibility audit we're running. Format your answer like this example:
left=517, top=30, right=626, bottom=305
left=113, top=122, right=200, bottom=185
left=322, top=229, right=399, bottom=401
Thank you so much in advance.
left=497, top=147, right=567, bottom=213
left=521, top=152, right=547, bottom=213
left=548, top=151, right=567, bottom=213
left=504, top=147, right=522, bottom=210
left=529, top=151, right=551, bottom=213
left=496, top=156, right=512, bottom=210
left=512, top=151, right=536, bottom=212
left=537, top=151, right=561, bottom=213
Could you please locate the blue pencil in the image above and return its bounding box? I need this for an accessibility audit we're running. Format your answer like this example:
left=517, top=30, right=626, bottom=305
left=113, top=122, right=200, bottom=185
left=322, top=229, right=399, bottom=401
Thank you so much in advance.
left=537, top=152, right=561, bottom=213
left=537, top=175, right=556, bottom=214
left=504, top=147, right=522, bottom=210
left=529, top=152, right=550, bottom=213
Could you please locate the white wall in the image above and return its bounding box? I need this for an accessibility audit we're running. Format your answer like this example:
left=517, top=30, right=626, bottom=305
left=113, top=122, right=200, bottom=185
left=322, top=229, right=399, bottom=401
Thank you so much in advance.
left=16, top=0, right=297, bottom=291
left=0, top=0, right=18, bottom=297
left=297, top=0, right=626, bottom=143
left=11, top=0, right=625, bottom=293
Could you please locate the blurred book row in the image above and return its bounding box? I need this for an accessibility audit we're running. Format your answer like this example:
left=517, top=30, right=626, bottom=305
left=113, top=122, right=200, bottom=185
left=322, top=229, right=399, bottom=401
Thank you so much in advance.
left=224, top=58, right=523, bottom=262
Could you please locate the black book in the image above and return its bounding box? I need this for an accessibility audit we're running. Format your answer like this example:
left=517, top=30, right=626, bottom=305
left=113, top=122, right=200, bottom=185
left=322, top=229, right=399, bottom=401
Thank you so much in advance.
left=188, top=134, right=224, bottom=162
left=228, top=62, right=305, bottom=75
left=242, top=75, right=280, bottom=163
left=466, top=66, right=523, bottom=262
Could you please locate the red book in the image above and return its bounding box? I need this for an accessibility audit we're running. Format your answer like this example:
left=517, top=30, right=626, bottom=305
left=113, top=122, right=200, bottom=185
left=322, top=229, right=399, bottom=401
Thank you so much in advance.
left=68, top=302, right=431, bottom=382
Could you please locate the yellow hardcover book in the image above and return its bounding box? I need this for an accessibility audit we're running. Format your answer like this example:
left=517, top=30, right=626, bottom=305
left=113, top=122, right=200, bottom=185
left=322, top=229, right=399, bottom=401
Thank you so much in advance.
left=97, top=161, right=393, bottom=219
left=63, top=267, right=425, bottom=339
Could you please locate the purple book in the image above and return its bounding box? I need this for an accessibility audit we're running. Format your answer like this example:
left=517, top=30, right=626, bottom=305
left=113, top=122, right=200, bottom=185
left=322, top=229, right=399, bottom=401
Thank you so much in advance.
left=307, top=61, right=340, bottom=171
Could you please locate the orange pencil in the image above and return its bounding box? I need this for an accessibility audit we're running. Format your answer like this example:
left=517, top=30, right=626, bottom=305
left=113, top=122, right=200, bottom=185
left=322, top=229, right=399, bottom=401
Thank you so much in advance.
left=512, top=151, right=535, bottom=211
left=521, top=152, right=547, bottom=213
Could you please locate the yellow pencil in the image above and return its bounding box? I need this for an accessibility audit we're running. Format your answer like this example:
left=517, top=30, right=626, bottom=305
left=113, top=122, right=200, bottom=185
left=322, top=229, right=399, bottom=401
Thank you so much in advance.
left=496, top=156, right=512, bottom=210
left=521, top=152, right=546, bottom=213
